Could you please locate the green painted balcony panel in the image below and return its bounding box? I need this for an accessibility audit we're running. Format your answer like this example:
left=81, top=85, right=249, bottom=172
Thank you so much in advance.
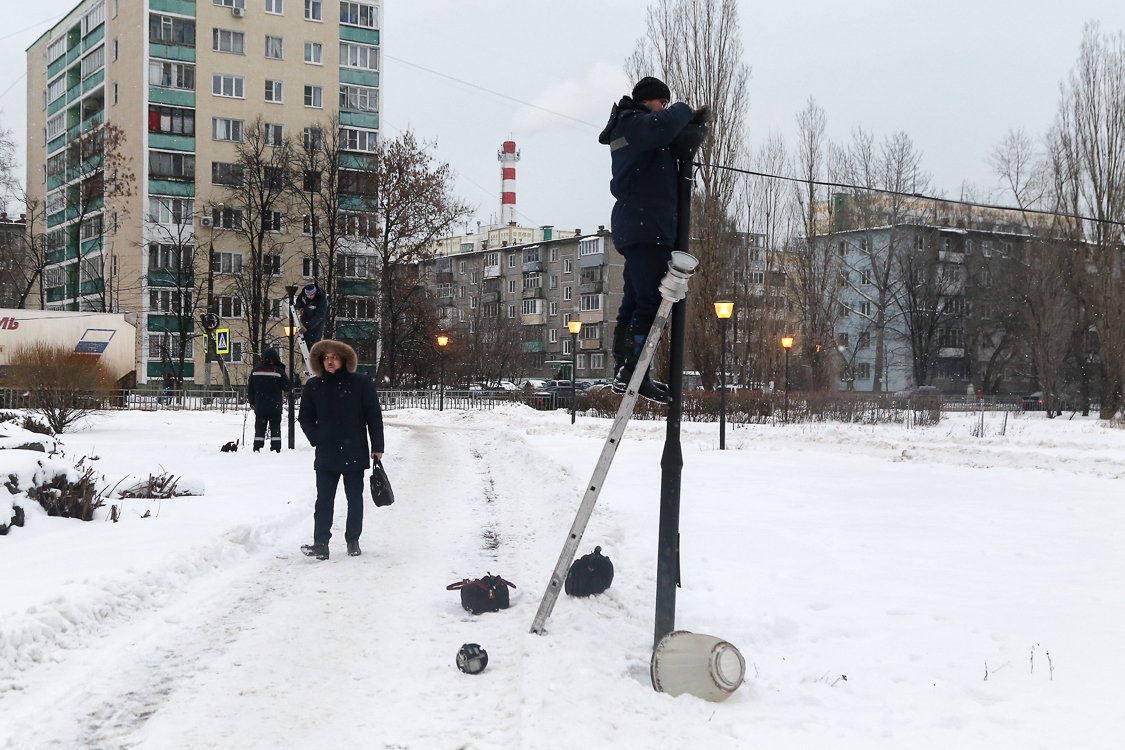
left=66, top=45, right=81, bottom=65
left=148, top=133, right=196, bottom=152
left=149, top=86, right=196, bottom=107
left=47, top=174, right=65, bottom=191
left=522, top=341, right=545, bottom=353
left=79, top=278, right=104, bottom=296
left=340, top=194, right=368, bottom=211
left=81, top=236, right=103, bottom=254
left=339, top=26, right=379, bottom=45
left=82, top=70, right=105, bottom=93
left=339, top=68, right=378, bottom=87
left=335, top=320, right=377, bottom=340
left=337, top=279, right=375, bottom=296
left=147, top=314, right=195, bottom=333
left=148, top=361, right=195, bottom=378
left=150, top=0, right=197, bottom=15
left=46, top=249, right=66, bottom=264
left=48, top=57, right=67, bottom=79
left=47, top=97, right=68, bottom=117
left=83, top=25, right=105, bottom=50
left=340, top=153, right=377, bottom=169
left=340, top=111, right=379, bottom=130
left=46, top=287, right=67, bottom=303
left=147, top=270, right=194, bottom=287
left=47, top=134, right=67, bottom=153
left=47, top=212, right=66, bottom=229
left=148, top=179, right=196, bottom=197
left=149, top=43, right=196, bottom=63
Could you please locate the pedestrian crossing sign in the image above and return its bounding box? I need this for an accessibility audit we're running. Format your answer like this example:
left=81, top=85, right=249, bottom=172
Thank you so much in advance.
left=215, top=328, right=230, bottom=355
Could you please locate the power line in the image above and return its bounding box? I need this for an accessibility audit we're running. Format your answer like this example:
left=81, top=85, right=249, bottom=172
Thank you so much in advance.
left=701, top=161, right=1125, bottom=230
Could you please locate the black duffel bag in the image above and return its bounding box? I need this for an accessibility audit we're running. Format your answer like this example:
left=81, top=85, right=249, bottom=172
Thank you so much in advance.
left=447, top=573, right=516, bottom=615
left=565, top=546, right=614, bottom=597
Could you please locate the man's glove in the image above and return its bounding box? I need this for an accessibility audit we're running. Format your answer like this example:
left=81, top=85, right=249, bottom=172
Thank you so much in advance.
left=691, top=106, right=711, bottom=124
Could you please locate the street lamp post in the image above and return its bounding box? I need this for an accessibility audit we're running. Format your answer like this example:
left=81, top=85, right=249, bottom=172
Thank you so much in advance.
left=567, top=320, right=583, bottom=424
left=714, top=301, right=734, bottom=449
left=203, top=204, right=220, bottom=396
left=437, top=334, right=449, bottom=411
left=285, top=285, right=298, bottom=449
left=781, top=336, right=794, bottom=423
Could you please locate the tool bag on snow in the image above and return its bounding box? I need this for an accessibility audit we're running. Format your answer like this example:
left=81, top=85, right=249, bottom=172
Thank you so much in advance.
left=565, top=546, right=614, bottom=597
left=446, top=573, right=516, bottom=614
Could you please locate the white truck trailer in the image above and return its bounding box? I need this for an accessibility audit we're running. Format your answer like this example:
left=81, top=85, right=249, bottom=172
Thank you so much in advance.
left=0, top=309, right=137, bottom=385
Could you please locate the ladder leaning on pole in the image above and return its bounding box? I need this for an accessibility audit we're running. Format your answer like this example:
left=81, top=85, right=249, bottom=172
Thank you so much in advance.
left=288, top=302, right=313, bottom=378
left=530, top=251, right=699, bottom=636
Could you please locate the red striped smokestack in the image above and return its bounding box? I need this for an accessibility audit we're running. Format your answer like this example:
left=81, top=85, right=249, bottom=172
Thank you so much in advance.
left=498, top=139, right=520, bottom=225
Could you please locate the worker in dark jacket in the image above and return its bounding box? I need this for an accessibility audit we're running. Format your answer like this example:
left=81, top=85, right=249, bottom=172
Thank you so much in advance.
left=246, top=347, right=291, bottom=452
left=298, top=339, right=384, bottom=560
left=598, top=76, right=695, bottom=403
left=294, top=282, right=328, bottom=348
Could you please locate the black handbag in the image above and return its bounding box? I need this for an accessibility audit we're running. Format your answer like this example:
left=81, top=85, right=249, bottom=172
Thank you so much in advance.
left=370, top=458, right=394, bottom=507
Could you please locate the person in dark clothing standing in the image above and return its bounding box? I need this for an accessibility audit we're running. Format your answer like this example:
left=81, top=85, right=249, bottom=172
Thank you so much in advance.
left=298, top=339, right=384, bottom=560
left=246, top=347, right=291, bottom=452
left=598, top=76, right=696, bottom=403
left=294, top=282, right=328, bottom=348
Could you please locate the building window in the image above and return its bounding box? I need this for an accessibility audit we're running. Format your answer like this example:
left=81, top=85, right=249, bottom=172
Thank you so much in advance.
left=148, top=243, right=192, bottom=271
left=47, top=113, right=66, bottom=140
left=149, top=14, right=195, bottom=46
left=580, top=324, right=600, bottom=340
left=213, top=0, right=247, bottom=8
left=212, top=117, right=245, bottom=142
left=266, top=0, right=283, bottom=13
left=522, top=299, right=543, bottom=316
left=523, top=273, right=542, bottom=290
left=213, top=28, right=246, bottom=55
left=562, top=258, right=573, bottom=273
left=212, top=74, right=245, bottom=98
left=507, top=279, right=516, bottom=294
left=339, top=41, right=378, bottom=70
left=338, top=254, right=371, bottom=278
left=856, top=362, right=871, bottom=380
left=264, top=79, right=283, bottom=103
left=211, top=207, right=244, bottom=229
left=265, top=35, right=283, bottom=59
left=337, top=296, right=377, bottom=319
left=548, top=328, right=559, bottom=344
left=304, top=0, right=322, bottom=20
left=148, top=196, right=194, bottom=224
left=837, top=332, right=849, bottom=348
left=81, top=46, right=105, bottom=79
left=563, top=286, right=572, bottom=301
left=339, top=127, right=377, bottom=152
left=264, top=123, right=283, bottom=145
left=149, top=288, right=192, bottom=313
left=148, top=105, right=195, bottom=135
left=211, top=161, right=244, bottom=185
left=302, top=127, right=323, bottom=151
left=339, top=1, right=377, bottom=28
left=580, top=294, right=601, bottom=311
left=437, top=282, right=454, bottom=298
left=302, top=257, right=319, bottom=277
left=549, top=301, right=558, bottom=316
left=217, top=296, right=243, bottom=318
left=217, top=342, right=244, bottom=364
left=507, top=305, right=516, bottom=319
left=591, top=353, right=605, bottom=370
left=339, top=84, right=378, bottom=113
left=149, top=60, right=195, bottom=90
left=304, top=41, right=322, bottom=63
left=149, top=151, right=195, bottom=180
left=212, top=251, right=243, bottom=274
left=262, top=211, right=283, bottom=232
left=579, top=237, right=602, bottom=256
left=858, top=331, right=870, bottom=349
left=303, top=85, right=323, bottom=108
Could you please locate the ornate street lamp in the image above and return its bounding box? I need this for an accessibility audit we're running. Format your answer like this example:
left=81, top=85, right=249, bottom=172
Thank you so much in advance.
left=713, top=301, right=734, bottom=449
left=781, top=336, right=794, bottom=423
left=567, top=320, right=583, bottom=424
left=437, top=334, right=449, bottom=412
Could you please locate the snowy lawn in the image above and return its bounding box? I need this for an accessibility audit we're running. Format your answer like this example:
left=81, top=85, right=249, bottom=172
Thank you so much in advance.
left=1, top=405, right=1123, bottom=749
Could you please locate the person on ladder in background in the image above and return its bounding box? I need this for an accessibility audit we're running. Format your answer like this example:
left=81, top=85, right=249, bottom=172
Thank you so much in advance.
left=597, top=75, right=702, bottom=404
left=247, top=347, right=291, bottom=452
left=294, top=282, right=328, bottom=349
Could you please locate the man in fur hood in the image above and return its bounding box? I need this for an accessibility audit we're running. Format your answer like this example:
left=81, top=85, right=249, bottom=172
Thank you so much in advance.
left=297, top=339, right=384, bottom=559
left=597, top=75, right=696, bottom=404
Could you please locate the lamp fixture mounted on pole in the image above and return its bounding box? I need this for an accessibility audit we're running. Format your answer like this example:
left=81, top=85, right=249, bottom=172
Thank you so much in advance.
left=567, top=319, right=583, bottom=424
left=713, top=301, right=734, bottom=450
left=781, top=336, right=794, bottom=423
left=437, top=334, right=449, bottom=412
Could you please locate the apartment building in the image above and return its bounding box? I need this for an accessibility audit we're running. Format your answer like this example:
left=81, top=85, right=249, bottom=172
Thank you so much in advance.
left=420, top=227, right=622, bottom=383
left=26, top=0, right=382, bottom=383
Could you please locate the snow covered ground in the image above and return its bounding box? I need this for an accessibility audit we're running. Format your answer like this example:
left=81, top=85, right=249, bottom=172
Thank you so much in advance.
left=1, top=404, right=1124, bottom=749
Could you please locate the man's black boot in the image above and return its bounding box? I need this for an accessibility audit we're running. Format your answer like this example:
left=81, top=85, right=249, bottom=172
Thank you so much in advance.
left=347, top=541, right=362, bottom=557
left=301, top=543, right=329, bottom=560
left=611, top=325, right=671, bottom=404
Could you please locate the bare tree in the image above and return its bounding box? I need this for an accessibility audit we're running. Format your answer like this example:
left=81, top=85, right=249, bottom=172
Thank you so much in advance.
left=893, top=238, right=965, bottom=387
left=626, top=0, right=751, bottom=388
left=361, top=130, right=470, bottom=385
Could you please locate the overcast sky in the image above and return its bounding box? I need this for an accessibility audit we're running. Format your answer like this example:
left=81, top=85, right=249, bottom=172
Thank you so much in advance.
left=4, top=0, right=1125, bottom=232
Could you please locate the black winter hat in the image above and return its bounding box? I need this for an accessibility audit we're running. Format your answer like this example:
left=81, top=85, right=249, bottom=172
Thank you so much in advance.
left=632, top=76, right=671, bottom=103
left=263, top=347, right=281, bottom=365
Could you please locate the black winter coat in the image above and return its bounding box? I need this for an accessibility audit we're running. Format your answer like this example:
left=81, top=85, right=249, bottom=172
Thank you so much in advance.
left=298, top=369, right=384, bottom=473
left=295, top=292, right=328, bottom=332
left=598, top=97, right=693, bottom=251
left=246, top=362, right=291, bottom=416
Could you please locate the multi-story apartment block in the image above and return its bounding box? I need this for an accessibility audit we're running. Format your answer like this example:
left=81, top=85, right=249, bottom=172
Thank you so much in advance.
left=421, top=226, right=621, bottom=383
left=0, top=213, right=28, bottom=308
left=27, top=0, right=382, bottom=384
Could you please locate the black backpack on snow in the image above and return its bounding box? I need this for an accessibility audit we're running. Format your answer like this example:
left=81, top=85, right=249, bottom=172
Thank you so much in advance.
left=447, top=573, right=516, bottom=615
left=565, top=546, right=614, bottom=597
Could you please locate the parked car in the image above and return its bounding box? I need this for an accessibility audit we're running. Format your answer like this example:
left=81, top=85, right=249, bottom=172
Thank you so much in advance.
left=1021, top=391, right=1074, bottom=411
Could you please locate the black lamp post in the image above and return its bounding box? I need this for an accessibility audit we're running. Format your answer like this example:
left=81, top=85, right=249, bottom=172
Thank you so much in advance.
left=781, top=336, right=794, bottom=423
left=567, top=320, right=583, bottom=424
left=714, top=301, right=733, bottom=449
left=437, top=334, right=449, bottom=411
left=285, top=285, right=298, bottom=448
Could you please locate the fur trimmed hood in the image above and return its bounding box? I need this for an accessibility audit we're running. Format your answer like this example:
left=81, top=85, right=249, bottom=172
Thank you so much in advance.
left=309, top=339, right=358, bottom=376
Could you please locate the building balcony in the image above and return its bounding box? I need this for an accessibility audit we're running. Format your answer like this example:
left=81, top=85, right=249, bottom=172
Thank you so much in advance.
left=938, top=251, right=964, bottom=264
left=483, top=264, right=501, bottom=279
left=436, top=271, right=453, bottom=283
left=523, top=260, right=543, bottom=273
left=522, top=287, right=544, bottom=299
left=521, top=313, right=546, bottom=326
left=938, top=347, right=965, bottom=358
left=482, top=291, right=500, bottom=304
left=579, top=281, right=602, bottom=295
left=578, top=311, right=605, bottom=324
left=579, top=338, right=602, bottom=350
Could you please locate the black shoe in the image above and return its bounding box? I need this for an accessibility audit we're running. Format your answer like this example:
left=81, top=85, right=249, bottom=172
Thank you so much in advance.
left=271, top=446, right=281, bottom=453
left=346, top=541, right=362, bottom=557
left=301, top=543, right=329, bottom=560
left=253, top=447, right=261, bottom=453
left=613, top=365, right=671, bottom=404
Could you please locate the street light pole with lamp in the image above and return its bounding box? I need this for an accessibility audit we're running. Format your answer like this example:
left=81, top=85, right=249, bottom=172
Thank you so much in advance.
left=203, top=203, right=221, bottom=395
left=285, top=285, right=299, bottom=449
left=781, top=336, right=794, bottom=422
left=436, top=334, right=449, bottom=411
left=567, top=320, right=583, bottom=424
left=713, top=301, right=734, bottom=449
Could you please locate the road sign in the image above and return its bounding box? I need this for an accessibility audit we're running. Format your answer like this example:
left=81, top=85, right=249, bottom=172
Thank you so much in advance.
left=215, top=328, right=230, bottom=355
